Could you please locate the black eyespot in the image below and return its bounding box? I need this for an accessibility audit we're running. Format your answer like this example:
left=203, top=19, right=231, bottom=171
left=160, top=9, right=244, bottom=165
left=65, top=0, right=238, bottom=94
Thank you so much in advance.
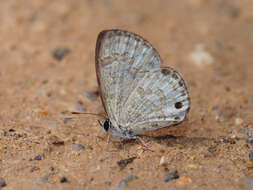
left=175, top=102, right=183, bottom=109
left=103, top=119, right=111, bottom=131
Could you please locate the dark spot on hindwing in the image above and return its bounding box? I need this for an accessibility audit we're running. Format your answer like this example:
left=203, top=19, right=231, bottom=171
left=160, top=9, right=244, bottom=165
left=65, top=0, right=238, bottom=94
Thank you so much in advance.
left=175, top=102, right=183, bottom=109
left=161, top=68, right=171, bottom=75
left=172, top=73, right=178, bottom=80
left=179, top=80, right=184, bottom=87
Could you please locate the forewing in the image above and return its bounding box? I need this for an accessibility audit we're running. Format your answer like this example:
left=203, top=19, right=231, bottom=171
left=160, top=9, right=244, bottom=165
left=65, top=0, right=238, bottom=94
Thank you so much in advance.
left=95, top=29, right=162, bottom=123
left=120, top=67, right=190, bottom=134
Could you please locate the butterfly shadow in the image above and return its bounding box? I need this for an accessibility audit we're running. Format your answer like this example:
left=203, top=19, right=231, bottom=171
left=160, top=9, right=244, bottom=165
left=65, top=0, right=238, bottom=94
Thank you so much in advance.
left=115, top=121, right=217, bottom=150
left=150, top=135, right=216, bottom=148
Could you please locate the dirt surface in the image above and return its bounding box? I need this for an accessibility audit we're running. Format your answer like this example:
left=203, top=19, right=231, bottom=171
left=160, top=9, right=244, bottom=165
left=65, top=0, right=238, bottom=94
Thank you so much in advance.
left=1, top=0, right=253, bottom=189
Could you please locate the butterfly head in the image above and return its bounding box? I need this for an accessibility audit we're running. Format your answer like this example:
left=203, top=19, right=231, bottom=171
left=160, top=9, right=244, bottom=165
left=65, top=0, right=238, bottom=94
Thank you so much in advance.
left=98, top=119, right=134, bottom=139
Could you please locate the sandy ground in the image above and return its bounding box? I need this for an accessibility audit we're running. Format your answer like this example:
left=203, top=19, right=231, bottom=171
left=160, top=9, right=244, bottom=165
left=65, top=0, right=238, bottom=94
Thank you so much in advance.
left=1, top=0, right=253, bottom=189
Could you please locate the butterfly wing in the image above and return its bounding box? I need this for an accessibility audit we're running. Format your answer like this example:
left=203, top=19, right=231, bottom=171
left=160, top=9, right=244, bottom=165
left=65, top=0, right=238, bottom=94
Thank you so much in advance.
left=120, top=67, right=190, bottom=135
left=95, top=29, right=162, bottom=126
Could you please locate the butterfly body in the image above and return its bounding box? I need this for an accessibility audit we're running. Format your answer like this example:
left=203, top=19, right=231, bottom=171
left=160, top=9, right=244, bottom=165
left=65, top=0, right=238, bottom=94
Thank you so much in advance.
left=96, top=29, right=190, bottom=139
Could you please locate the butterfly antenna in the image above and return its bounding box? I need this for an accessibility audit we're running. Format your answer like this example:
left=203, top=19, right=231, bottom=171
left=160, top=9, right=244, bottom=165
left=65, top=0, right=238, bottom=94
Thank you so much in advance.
left=71, top=111, right=107, bottom=119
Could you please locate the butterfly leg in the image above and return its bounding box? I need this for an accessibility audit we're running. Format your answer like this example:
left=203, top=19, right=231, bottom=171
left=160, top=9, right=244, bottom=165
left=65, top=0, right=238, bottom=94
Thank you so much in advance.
left=135, top=136, right=147, bottom=147
left=106, top=134, right=111, bottom=144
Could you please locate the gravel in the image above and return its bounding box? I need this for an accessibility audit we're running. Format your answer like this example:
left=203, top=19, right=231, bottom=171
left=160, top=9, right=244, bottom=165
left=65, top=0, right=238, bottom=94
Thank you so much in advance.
left=60, top=177, right=68, bottom=183
left=164, top=170, right=179, bottom=182
left=0, top=177, right=6, bottom=187
left=52, top=47, right=70, bottom=61
left=117, top=175, right=138, bottom=189
left=34, top=154, right=43, bottom=161
left=117, top=157, right=136, bottom=170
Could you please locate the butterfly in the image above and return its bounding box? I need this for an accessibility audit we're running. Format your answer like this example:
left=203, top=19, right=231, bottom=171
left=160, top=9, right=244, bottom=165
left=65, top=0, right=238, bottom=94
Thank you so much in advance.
left=95, top=29, right=190, bottom=143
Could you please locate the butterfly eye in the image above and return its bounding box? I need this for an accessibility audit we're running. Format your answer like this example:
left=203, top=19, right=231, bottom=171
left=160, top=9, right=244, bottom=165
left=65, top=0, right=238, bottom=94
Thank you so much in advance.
left=174, top=102, right=183, bottom=109
left=103, top=119, right=111, bottom=131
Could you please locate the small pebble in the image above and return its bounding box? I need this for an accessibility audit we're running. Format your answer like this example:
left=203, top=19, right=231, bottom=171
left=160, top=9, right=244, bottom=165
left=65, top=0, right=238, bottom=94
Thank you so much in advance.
left=117, top=176, right=138, bottom=189
left=235, top=118, right=243, bottom=125
left=72, top=144, right=85, bottom=152
left=164, top=170, right=179, bottom=182
left=159, top=156, right=166, bottom=166
left=8, top=128, right=15, bottom=132
left=0, top=177, right=6, bottom=187
left=117, top=157, right=136, bottom=170
left=52, top=47, right=70, bottom=61
left=249, top=152, right=253, bottom=161
left=60, top=177, right=68, bottom=183
left=34, top=154, right=43, bottom=160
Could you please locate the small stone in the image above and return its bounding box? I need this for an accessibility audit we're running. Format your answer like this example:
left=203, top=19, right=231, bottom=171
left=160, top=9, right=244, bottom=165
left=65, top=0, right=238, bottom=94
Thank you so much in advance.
left=8, top=128, right=15, bottom=132
left=60, top=177, right=67, bottom=183
left=159, top=156, right=166, bottom=166
left=235, top=118, right=243, bottom=125
left=34, top=154, right=43, bottom=160
left=72, top=144, right=85, bottom=152
left=249, top=152, right=253, bottom=161
left=0, top=177, right=6, bottom=187
left=117, top=157, right=136, bottom=170
left=164, top=170, right=179, bottom=182
left=52, top=47, right=70, bottom=61
left=117, top=176, right=138, bottom=189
